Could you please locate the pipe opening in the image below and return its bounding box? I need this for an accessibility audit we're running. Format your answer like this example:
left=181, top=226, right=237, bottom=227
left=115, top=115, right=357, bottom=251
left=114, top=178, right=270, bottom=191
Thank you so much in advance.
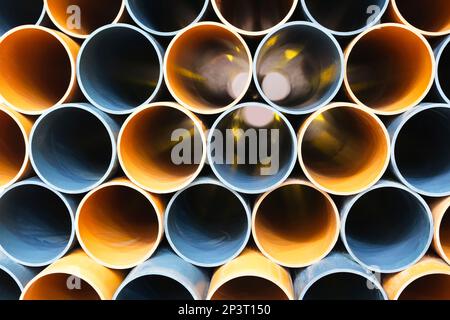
left=0, top=269, right=21, bottom=300
left=300, top=105, right=388, bottom=194
left=79, top=25, right=161, bottom=114
left=398, top=274, right=450, bottom=300
left=0, top=27, right=73, bottom=114
left=394, top=107, right=450, bottom=195
left=346, top=25, right=433, bottom=113
left=166, top=23, right=251, bottom=113
left=255, top=23, right=342, bottom=113
left=0, top=0, right=44, bottom=35
left=439, top=208, right=450, bottom=261
left=0, top=184, right=72, bottom=265
left=437, top=42, right=450, bottom=101
left=344, top=187, right=431, bottom=271
left=167, top=183, right=249, bottom=266
left=254, top=183, right=338, bottom=267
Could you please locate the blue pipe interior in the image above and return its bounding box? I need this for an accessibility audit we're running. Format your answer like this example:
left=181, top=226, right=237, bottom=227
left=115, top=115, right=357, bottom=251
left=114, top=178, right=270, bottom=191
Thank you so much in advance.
left=0, top=0, right=43, bottom=35
left=0, top=269, right=21, bottom=300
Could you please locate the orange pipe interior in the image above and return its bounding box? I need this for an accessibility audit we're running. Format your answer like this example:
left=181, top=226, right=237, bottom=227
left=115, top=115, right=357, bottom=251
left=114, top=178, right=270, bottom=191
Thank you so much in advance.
left=398, top=274, right=450, bottom=300
left=439, top=207, right=450, bottom=261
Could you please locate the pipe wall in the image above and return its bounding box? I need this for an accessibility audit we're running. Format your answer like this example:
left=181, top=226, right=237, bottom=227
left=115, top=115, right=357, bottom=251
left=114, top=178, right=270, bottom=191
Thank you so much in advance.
left=0, top=0, right=45, bottom=36
left=431, top=197, right=450, bottom=264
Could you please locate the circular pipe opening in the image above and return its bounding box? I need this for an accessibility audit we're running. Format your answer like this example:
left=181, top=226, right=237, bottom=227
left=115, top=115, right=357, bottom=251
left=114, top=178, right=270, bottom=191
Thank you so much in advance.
left=0, top=0, right=45, bottom=36
left=0, top=268, right=21, bottom=300
left=438, top=206, right=450, bottom=262
left=436, top=39, right=450, bottom=103
left=398, top=274, right=450, bottom=300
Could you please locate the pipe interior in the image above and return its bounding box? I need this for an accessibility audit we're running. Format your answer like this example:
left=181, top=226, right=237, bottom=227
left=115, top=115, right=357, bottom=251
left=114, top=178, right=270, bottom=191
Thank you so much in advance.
left=0, top=184, right=72, bottom=265
left=345, top=187, right=431, bottom=270
left=0, top=0, right=44, bottom=35
left=346, top=26, right=433, bottom=113
left=438, top=43, right=450, bottom=101
left=79, top=26, right=160, bottom=113
left=303, top=272, right=384, bottom=300
left=167, top=183, right=248, bottom=265
left=0, top=28, right=72, bottom=113
left=78, top=185, right=160, bottom=267
left=394, top=107, right=450, bottom=195
left=46, top=0, right=123, bottom=36
left=0, top=269, right=21, bottom=300
left=301, top=106, right=388, bottom=193
left=256, top=24, right=342, bottom=111
left=166, top=24, right=250, bottom=112
left=439, top=208, right=450, bottom=260
left=32, top=108, right=113, bottom=192
left=0, top=110, right=26, bottom=186
left=116, top=275, right=194, bottom=300
left=254, top=184, right=337, bottom=265
left=127, top=0, right=206, bottom=34
left=120, top=106, right=203, bottom=192
left=214, top=0, right=295, bottom=33
left=398, top=274, right=450, bottom=300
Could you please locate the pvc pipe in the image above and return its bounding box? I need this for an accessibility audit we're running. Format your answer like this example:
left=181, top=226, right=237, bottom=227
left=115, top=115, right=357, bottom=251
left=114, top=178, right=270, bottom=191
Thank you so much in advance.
left=211, top=0, right=298, bottom=37
left=119, top=102, right=206, bottom=194
left=30, top=103, right=119, bottom=194
left=78, top=24, right=163, bottom=115
left=0, top=104, right=32, bottom=189
left=384, top=256, right=450, bottom=300
left=165, top=177, right=251, bottom=267
left=208, top=102, right=297, bottom=194
left=341, top=180, right=433, bottom=273
left=295, top=252, right=387, bottom=300
left=44, top=0, right=126, bottom=39
left=114, top=249, right=209, bottom=300
left=298, top=102, right=390, bottom=196
left=0, top=26, right=79, bottom=115
left=21, top=249, right=125, bottom=300
left=431, top=197, right=450, bottom=264
left=164, top=22, right=252, bottom=115
left=390, top=0, right=450, bottom=37
left=207, top=249, right=294, bottom=300
left=252, top=179, right=339, bottom=268
left=344, top=23, right=435, bottom=115
left=0, top=177, right=77, bottom=267
left=126, top=0, right=209, bottom=37
left=435, top=36, right=450, bottom=103
left=389, top=104, right=450, bottom=197
left=0, top=0, right=45, bottom=36
left=254, top=21, right=344, bottom=115
left=301, top=0, right=389, bottom=36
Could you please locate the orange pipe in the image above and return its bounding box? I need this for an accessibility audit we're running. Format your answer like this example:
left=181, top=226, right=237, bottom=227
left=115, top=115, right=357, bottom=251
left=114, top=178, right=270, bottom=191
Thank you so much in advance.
left=45, top=0, right=125, bottom=39
left=207, top=249, right=294, bottom=300
left=252, top=179, right=339, bottom=268
left=165, top=22, right=252, bottom=114
left=118, top=102, right=206, bottom=193
left=0, top=26, right=79, bottom=115
left=298, top=102, right=390, bottom=195
left=21, top=249, right=125, bottom=300
left=384, top=256, right=450, bottom=300
left=76, top=178, right=164, bottom=270
left=431, top=197, right=450, bottom=265
left=344, top=23, right=435, bottom=115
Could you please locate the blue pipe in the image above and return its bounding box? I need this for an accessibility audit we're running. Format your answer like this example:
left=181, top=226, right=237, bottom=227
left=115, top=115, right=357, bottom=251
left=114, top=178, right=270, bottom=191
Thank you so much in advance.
left=0, top=0, right=45, bottom=36
left=434, top=36, right=450, bottom=103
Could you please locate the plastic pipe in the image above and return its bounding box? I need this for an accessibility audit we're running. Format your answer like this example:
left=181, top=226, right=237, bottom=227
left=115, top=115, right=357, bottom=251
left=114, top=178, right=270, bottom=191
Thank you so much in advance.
left=295, top=252, right=387, bottom=300
left=0, top=0, right=45, bottom=36
left=344, top=23, right=435, bottom=115
left=254, top=21, right=344, bottom=115
left=126, top=0, right=209, bottom=37
left=301, top=0, right=389, bottom=36
left=435, top=36, right=450, bottom=103
left=0, top=25, right=79, bottom=115
left=44, top=0, right=125, bottom=39
left=78, top=24, right=163, bottom=115
left=119, top=102, right=206, bottom=194
left=30, top=103, right=119, bottom=194
left=0, top=177, right=77, bottom=267
left=114, top=249, right=209, bottom=300
left=384, top=256, right=450, bottom=300
left=341, top=180, right=433, bottom=273
left=21, top=249, right=125, bottom=300
left=207, top=249, right=294, bottom=300
left=165, top=177, right=251, bottom=267
left=0, top=104, right=32, bottom=189
left=431, top=197, right=450, bottom=264
left=76, top=178, right=164, bottom=270
left=298, top=102, right=390, bottom=196
left=211, top=0, right=298, bottom=37
left=389, top=104, right=450, bottom=197
left=165, top=22, right=252, bottom=114
left=252, top=179, right=339, bottom=268
left=208, top=102, right=297, bottom=194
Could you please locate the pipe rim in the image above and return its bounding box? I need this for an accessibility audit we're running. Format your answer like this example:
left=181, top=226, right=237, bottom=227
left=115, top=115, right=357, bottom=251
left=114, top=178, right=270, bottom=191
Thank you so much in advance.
left=0, top=265, right=24, bottom=292
left=29, top=103, right=118, bottom=194
left=435, top=36, right=450, bottom=103
left=0, top=2, right=46, bottom=36
left=433, top=198, right=450, bottom=264
left=253, top=21, right=344, bottom=115
left=343, top=23, right=436, bottom=115
left=0, top=25, right=77, bottom=116
left=164, top=21, right=253, bottom=115
left=77, top=23, right=164, bottom=115
left=394, top=270, right=450, bottom=300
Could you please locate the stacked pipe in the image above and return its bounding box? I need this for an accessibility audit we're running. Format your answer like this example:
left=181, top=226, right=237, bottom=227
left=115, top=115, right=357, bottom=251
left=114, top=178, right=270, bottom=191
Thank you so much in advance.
left=0, top=0, right=448, bottom=301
